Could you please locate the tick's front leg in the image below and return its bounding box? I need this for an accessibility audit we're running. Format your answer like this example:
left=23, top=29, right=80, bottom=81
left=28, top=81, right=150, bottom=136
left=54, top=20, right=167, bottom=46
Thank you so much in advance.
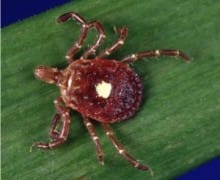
left=32, top=97, right=70, bottom=149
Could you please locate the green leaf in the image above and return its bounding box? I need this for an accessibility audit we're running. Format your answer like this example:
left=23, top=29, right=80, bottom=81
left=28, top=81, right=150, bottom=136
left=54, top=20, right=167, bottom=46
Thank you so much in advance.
left=2, top=1, right=220, bottom=179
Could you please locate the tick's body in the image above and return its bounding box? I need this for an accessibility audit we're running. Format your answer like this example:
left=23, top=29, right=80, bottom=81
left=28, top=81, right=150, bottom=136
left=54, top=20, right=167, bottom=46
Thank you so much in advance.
left=60, top=59, right=142, bottom=123
left=33, top=12, right=190, bottom=172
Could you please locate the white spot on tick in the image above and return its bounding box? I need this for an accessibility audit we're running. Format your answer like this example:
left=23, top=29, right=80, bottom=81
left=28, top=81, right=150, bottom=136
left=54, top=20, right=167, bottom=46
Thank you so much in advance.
left=155, top=50, right=160, bottom=56
left=95, top=81, right=112, bottom=99
left=119, top=149, right=124, bottom=154
left=176, top=50, right=180, bottom=55
left=105, top=50, right=110, bottom=55
left=118, top=40, right=124, bottom=45
left=93, top=136, right=99, bottom=140
left=106, top=132, right=111, bottom=136
left=65, top=55, right=70, bottom=60
left=131, top=54, right=138, bottom=60
left=86, top=122, right=92, bottom=127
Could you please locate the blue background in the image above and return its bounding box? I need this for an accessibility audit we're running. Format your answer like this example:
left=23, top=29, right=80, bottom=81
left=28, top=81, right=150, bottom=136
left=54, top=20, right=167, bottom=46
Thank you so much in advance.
left=177, top=157, right=220, bottom=180
left=2, top=0, right=220, bottom=179
left=1, top=0, right=70, bottom=27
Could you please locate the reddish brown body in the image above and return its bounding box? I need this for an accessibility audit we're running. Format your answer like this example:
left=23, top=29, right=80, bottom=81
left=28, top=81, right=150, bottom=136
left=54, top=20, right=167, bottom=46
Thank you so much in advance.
left=61, top=59, right=142, bottom=123
left=32, top=12, right=190, bottom=173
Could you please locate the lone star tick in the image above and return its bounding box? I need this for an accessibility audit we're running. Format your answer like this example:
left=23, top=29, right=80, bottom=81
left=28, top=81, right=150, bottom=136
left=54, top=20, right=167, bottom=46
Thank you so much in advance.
left=32, top=12, right=190, bottom=172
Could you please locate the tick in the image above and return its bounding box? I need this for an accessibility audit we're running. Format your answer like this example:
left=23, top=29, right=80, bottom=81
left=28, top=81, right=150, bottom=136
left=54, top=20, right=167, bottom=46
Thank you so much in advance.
left=32, top=12, right=190, bottom=172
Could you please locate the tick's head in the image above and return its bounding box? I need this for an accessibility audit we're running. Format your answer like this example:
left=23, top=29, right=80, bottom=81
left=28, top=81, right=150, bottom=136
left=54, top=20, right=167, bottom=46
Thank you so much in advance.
left=34, top=66, right=61, bottom=85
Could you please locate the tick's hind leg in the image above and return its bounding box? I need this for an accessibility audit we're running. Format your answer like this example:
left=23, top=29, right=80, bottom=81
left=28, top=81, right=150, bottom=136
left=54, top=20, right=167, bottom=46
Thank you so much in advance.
left=31, top=97, right=70, bottom=149
left=101, top=123, right=150, bottom=172
left=82, top=116, right=104, bottom=165
left=97, top=27, right=128, bottom=58
left=122, top=49, right=190, bottom=63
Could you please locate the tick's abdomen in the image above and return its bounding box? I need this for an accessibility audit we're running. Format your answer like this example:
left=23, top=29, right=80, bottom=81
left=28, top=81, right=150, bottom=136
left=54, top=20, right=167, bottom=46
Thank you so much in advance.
left=62, top=59, right=143, bottom=123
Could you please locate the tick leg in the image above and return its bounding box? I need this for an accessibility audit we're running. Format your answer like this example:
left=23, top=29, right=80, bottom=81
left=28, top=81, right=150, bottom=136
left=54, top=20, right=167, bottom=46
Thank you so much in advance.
left=49, top=113, right=61, bottom=140
left=57, top=12, right=106, bottom=62
left=101, top=123, right=150, bottom=171
left=82, top=116, right=104, bottom=165
left=33, top=97, right=70, bottom=149
left=81, top=21, right=106, bottom=59
left=57, top=12, right=90, bottom=63
left=122, top=49, right=190, bottom=63
left=97, top=27, right=128, bottom=58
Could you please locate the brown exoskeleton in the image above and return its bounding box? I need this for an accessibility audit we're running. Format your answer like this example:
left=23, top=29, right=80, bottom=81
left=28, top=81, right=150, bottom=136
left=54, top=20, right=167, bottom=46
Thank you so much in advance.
left=32, top=12, right=190, bottom=172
